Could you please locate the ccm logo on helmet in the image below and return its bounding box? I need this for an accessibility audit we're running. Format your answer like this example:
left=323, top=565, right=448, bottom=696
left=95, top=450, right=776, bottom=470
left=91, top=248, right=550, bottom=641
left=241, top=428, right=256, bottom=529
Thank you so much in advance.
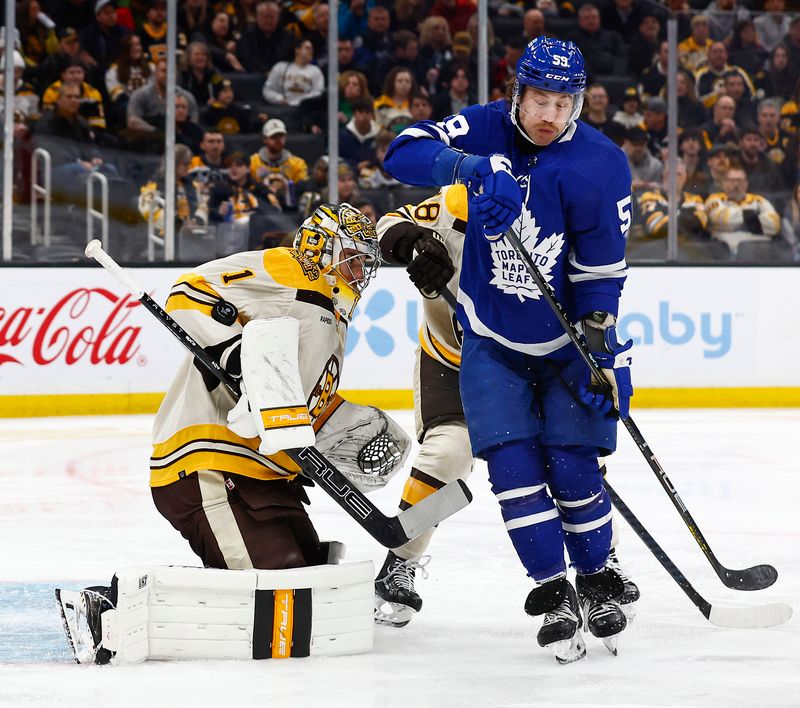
left=544, top=73, right=570, bottom=81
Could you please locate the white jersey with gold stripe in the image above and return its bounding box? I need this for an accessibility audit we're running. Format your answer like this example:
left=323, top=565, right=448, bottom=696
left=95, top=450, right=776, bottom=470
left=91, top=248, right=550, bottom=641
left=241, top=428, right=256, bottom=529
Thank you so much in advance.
left=378, top=185, right=467, bottom=370
left=151, top=247, right=349, bottom=488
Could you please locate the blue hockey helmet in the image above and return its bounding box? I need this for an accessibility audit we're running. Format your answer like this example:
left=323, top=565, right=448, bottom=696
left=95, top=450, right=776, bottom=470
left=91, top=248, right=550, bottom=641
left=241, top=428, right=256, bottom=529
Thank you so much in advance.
left=511, top=37, right=587, bottom=141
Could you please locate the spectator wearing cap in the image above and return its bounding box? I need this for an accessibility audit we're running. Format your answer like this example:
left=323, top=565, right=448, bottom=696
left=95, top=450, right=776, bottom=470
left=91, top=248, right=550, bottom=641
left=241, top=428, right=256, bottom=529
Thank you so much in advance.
left=567, top=4, right=627, bottom=77
left=262, top=37, right=324, bottom=106
left=640, top=40, right=668, bottom=99
left=202, top=79, right=256, bottom=134
left=105, top=34, right=154, bottom=130
left=695, top=42, right=754, bottom=110
left=705, top=142, right=736, bottom=194
left=249, top=118, right=309, bottom=208
left=137, top=0, right=168, bottom=63
left=175, top=93, right=204, bottom=154
left=704, top=0, right=750, bottom=43
left=43, top=59, right=107, bottom=132
left=36, top=26, right=88, bottom=94
left=623, top=126, right=663, bottom=194
left=612, top=86, right=644, bottom=129
left=209, top=151, right=280, bottom=225
left=754, top=0, right=791, bottom=54
left=627, top=13, right=662, bottom=77
left=339, top=97, right=381, bottom=172
left=705, top=165, right=780, bottom=256
left=449, top=31, right=478, bottom=87
left=126, top=58, right=199, bottom=134
left=678, top=128, right=711, bottom=197
left=429, top=0, right=477, bottom=35
left=236, top=0, right=294, bottom=73
left=80, top=0, right=130, bottom=74
left=432, top=63, right=476, bottom=122
left=179, top=41, right=224, bottom=107
left=736, top=125, right=783, bottom=194
left=0, top=49, right=39, bottom=138
left=643, top=97, right=668, bottom=156
left=677, top=15, right=713, bottom=74
left=674, top=68, right=708, bottom=129
left=700, top=94, right=738, bottom=149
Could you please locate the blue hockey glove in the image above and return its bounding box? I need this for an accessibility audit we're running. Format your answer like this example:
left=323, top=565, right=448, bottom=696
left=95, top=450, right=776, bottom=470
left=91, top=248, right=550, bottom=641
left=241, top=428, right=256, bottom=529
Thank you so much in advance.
left=579, top=324, right=634, bottom=419
left=457, top=154, right=523, bottom=238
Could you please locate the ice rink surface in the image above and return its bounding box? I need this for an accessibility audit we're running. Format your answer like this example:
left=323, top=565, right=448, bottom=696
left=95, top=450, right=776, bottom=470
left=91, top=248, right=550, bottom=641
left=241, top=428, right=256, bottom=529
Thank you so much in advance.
left=0, top=409, right=798, bottom=708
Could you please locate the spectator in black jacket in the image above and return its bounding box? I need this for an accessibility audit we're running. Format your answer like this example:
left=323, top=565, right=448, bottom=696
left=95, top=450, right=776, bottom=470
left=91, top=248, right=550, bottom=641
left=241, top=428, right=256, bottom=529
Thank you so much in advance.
left=372, top=30, right=430, bottom=96
left=79, top=0, right=130, bottom=74
left=601, top=0, right=662, bottom=46
left=339, top=97, right=380, bottom=172
left=432, top=62, right=476, bottom=121
left=627, top=13, right=662, bottom=78
left=179, top=41, right=223, bottom=107
left=567, top=4, right=628, bottom=78
left=236, top=0, right=294, bottom=73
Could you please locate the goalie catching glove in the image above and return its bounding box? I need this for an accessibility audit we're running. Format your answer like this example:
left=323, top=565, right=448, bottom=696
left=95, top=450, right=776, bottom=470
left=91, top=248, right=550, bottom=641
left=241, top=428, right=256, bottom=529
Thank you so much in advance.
left=579, top=312, right=634, bottom=419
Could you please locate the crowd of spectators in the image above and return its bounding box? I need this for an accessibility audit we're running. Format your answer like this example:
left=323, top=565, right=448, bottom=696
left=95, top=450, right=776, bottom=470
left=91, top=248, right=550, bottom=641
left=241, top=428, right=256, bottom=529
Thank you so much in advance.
left=1, top=0, right=800, bottom=261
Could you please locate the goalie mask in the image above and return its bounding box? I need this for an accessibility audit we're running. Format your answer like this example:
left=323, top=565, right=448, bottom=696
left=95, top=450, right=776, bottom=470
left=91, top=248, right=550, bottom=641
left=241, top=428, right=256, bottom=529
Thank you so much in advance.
left=293, top=203, right=381, bottom=318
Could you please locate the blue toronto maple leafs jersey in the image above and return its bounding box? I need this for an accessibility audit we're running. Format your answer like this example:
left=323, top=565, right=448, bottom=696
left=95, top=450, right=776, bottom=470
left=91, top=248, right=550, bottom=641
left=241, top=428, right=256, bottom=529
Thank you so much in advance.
left=384, top=100, right=632, bottom=356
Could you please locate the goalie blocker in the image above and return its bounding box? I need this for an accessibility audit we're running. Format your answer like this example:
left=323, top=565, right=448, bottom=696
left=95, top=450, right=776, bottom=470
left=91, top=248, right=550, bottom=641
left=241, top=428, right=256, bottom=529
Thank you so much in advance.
left=56, top=554, right=374, bottom=665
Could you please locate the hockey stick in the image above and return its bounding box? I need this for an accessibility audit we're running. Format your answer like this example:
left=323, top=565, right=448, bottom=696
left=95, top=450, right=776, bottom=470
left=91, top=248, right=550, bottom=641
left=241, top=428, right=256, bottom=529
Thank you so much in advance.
left=604, top=481, right=791, bottom=628
left=84, top=240, right=472, bottom=548
left=502, top=226, right=778, bottom=592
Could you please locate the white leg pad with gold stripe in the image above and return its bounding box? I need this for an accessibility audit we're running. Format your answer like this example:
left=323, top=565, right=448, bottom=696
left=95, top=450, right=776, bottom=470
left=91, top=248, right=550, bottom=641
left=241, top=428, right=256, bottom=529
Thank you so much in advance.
left=102, top=562, right=374, bottom=664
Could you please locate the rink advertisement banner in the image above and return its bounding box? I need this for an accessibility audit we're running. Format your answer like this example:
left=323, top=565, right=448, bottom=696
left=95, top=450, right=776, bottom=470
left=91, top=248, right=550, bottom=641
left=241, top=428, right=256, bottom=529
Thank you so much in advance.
left=0, top=266, right=799, bottom=414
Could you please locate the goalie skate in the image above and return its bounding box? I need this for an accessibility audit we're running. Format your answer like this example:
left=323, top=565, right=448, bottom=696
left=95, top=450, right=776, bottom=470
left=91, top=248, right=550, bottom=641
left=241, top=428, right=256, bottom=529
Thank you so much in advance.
left=55, top=587, right=114, bottom=665
left=374, top=552, right=429, bottom=628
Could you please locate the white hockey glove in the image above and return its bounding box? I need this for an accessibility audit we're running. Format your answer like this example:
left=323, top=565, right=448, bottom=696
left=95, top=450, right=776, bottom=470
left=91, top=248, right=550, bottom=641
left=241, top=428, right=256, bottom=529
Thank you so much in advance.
left=226, top=317, right=316, bottom=455
left=315, top=400, right=411, bottom=493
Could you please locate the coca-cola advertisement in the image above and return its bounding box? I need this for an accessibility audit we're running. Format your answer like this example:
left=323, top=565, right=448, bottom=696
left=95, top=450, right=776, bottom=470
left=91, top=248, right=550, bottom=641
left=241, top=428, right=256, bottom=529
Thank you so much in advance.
left=0, top=269, right=184, bottom=395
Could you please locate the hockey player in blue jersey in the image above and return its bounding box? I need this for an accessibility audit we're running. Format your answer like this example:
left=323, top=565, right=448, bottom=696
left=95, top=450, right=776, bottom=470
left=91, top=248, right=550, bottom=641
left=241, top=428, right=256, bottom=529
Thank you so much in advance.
left=384, top=37, right=635, bottom=662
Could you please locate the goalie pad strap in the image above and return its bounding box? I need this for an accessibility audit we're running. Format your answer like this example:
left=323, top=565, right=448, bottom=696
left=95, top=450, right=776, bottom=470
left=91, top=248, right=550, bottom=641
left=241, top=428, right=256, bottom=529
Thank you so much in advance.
left=104, top=563, right=373, bottom=664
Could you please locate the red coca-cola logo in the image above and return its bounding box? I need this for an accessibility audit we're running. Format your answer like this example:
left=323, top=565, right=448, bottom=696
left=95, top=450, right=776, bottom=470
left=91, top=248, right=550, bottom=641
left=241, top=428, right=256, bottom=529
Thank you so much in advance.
left=0, top=288, right=142, bottom=366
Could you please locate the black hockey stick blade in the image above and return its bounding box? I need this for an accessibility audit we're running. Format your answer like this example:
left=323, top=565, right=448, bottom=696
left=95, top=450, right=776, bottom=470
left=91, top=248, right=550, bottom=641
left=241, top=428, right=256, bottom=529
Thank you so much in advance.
left=715, top=563, right=778, bottom=592
left=288, top=448, right=472, bottom=547
left=605, top=481, right=792, bottom=629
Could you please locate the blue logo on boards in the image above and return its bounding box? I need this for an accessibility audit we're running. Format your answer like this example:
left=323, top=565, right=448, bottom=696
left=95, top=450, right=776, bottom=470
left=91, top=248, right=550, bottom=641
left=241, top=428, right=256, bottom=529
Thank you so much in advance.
left=618, top=301, right=732, bottom=359
left=345, top=289, right=396, bottom=356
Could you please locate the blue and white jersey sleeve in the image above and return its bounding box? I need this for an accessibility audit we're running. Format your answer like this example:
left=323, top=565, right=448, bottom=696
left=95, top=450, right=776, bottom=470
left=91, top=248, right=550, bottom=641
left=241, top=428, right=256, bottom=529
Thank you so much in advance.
left=561, top=151, right=632, bottom=319
left=384, top=102, right=512, bottom=187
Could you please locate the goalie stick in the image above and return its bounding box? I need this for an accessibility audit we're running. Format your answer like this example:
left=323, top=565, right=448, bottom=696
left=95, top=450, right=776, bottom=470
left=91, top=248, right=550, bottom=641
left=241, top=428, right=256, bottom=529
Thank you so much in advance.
left=605, top=481, right=791, bottom=628
left=84, top=240, right=472, bottom=548
left=501, top=225, right=778, bottom=592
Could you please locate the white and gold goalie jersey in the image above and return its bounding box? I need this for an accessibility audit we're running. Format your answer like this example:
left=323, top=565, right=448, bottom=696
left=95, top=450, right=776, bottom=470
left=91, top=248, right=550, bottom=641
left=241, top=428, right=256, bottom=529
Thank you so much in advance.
left=150, top=247, right=348, bottom=488
left=377, top=184, right=467, bottom=370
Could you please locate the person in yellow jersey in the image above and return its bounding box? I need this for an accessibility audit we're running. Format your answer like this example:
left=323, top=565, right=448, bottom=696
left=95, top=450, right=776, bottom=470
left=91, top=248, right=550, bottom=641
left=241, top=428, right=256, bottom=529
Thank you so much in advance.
left=373, top=185, right=640, bottom=627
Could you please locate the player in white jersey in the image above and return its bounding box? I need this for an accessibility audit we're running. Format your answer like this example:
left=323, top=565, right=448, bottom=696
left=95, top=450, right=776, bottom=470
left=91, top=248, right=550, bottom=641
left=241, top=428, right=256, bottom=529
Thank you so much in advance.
left=373, top=185, right=639, bottom=629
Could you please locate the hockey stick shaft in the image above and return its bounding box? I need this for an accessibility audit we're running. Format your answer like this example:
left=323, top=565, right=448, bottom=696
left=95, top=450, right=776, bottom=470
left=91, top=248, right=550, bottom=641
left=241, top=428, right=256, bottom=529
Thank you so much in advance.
left=84, top=241, right=471, bottom=548
left=502, top=227, right=777, bottom=591
left=605, top=480, right=791, bottom=628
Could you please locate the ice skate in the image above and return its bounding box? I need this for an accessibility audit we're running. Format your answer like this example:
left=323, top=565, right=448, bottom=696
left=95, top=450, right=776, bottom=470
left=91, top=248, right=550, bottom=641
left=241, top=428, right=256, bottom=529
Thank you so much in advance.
left=55, top=585, right=115, bottom=665
left=374, top=552, right=429, bottom=628
left=575, top=568, right=627, bottom=656
left=525, top=577, right=586, bottom=664
left=607, top=548, right=640, bottom=621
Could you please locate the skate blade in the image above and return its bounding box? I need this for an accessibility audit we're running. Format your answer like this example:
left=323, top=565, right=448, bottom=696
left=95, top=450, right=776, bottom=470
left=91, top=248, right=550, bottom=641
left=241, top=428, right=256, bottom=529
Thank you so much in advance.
left=551, top=631, right=587, bottom=664
left=373, top=597, right=415, bottom=628
left=620, top=600, right=638, bottom=623
left=55, top=589, right=96, bottom=665
left=602, top=634, right=620, bottom=656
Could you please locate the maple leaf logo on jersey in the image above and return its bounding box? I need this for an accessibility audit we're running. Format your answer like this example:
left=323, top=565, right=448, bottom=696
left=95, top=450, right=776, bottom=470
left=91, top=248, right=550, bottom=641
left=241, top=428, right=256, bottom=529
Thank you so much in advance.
left=488, top=203, right=565, bottom=302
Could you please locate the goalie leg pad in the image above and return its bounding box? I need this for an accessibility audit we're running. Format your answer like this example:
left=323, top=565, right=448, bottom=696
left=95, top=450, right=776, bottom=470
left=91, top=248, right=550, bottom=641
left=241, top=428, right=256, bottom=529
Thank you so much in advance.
left=67, top=562, right=374, bottom=665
